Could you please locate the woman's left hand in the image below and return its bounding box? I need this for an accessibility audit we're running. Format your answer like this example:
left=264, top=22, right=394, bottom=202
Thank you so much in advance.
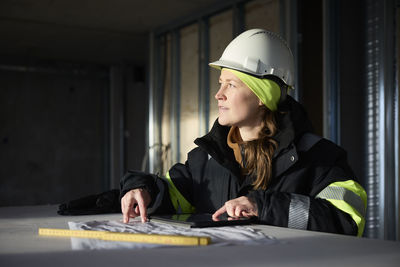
left=212, top=196, right=258, bottom=221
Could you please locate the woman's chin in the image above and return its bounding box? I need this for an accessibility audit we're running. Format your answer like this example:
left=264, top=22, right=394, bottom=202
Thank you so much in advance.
left=217, top=117, right=231, bottom=126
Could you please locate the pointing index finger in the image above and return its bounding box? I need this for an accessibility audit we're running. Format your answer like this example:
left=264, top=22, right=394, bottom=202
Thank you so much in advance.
left=212, top=205, right=227, bottom=221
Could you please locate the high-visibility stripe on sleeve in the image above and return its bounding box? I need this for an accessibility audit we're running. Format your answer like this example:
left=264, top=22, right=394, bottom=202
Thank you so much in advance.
left=165, top=171, right=196, bottom=214
left=288, top=194, right=310, bottom=230
left=316, top=180, right=367, bottom=237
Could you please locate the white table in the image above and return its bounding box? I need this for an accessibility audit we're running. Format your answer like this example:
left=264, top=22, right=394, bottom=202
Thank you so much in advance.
left=0, top=205, right=399, bottom=266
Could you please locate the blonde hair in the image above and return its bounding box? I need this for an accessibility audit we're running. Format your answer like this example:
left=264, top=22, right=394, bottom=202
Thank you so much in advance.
left=242, top=106, right=278, bottom=190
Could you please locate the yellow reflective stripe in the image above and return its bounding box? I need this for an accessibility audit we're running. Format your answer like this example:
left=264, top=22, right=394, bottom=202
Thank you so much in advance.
left=324, top=199, right=365, bottom=237
left=331, top=180, right=367, bottom=208
left=317, top=186, right=365, bottom=217
left=165, top=171, right=196, bottom=214
left=316, top=180, right=367, bottom=237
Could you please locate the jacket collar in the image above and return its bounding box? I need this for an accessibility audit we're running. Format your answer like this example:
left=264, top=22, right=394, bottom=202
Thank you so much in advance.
left=270, top=96, right=314, bottom=179
left=194, top=120, right=242, bottom=180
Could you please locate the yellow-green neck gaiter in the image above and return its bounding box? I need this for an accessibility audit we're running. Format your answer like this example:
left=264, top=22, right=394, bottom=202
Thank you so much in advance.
left=224, top=68, right=281, bottom=111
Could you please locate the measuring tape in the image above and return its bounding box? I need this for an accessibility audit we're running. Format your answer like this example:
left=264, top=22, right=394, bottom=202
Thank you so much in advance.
left=38, top=228, right=211, bottom=246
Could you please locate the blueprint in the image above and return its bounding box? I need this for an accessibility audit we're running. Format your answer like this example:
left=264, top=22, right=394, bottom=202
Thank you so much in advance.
left=68, top=220, right=277, bottom=250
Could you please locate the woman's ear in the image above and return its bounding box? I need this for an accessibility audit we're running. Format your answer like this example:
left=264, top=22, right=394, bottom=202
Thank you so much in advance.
left=258, top=99, right=264, bottom=107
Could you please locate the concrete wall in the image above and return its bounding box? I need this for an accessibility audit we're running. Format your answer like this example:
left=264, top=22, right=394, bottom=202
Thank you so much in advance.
left=0, top=66, right=107, bottom=206
left=245, top=0, right=280, bottom=31
left=124, top=70, right=147, bottom=173
left=0, top=64, right=147, bottom=206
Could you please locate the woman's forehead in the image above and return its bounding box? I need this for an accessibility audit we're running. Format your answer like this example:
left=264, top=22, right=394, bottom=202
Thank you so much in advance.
left=220, top=69, right=241, bottom=81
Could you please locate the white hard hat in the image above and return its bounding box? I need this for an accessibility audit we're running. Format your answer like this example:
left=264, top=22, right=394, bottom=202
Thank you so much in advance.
left=209, top=29, right=295, bottom=88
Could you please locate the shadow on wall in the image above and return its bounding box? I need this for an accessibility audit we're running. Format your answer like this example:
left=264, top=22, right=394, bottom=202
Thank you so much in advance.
left=0, top=64, right=147, bottom=207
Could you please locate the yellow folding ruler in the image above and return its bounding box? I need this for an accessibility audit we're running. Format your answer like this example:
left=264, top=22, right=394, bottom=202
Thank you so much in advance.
left=38, top=228, right=211, bottom=246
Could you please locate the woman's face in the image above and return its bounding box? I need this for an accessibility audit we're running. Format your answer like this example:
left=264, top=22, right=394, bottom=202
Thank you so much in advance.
left=215, top=69, right=264, bottom=128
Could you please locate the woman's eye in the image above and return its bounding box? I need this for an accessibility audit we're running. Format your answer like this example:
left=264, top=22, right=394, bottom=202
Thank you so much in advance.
left=217, top=82, right=235, bottom=88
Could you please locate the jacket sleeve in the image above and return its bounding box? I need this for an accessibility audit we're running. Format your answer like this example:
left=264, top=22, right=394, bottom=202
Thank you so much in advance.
left=119, top=159, right=196, bottom=215
left=119, top=170, right=175, bottom=215
left=249, top=188, right=361, bottom=236
left=248, top=160, right=367, bottom=237
left=163, top=161, right=196, bottom=214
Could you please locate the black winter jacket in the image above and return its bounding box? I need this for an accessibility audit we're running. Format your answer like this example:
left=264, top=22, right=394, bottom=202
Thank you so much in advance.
left=120, top=96, right=366, bottom=236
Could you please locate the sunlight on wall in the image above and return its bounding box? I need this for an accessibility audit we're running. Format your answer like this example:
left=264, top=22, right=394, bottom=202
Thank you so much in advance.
left=180, top=24, right=199, bottom=163
left=161, top=34, right=172, bottom=172
left=209, top=10, right=233, bottom=130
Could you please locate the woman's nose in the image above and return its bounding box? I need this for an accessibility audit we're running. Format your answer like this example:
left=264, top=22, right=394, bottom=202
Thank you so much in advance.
left=215, top=86, right=226, bottom=100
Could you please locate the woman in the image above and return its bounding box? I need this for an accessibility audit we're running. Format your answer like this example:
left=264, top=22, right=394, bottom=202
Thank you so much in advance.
left=120, top=29, right=367, bottom=236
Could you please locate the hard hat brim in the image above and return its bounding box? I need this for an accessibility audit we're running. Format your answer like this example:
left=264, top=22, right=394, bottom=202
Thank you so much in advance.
left=209, top=60, right=294, bottom=87
left=209, top=60, right=263, bottom=77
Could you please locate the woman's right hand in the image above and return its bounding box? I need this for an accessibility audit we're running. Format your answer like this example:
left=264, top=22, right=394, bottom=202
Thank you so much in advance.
left=121, top=188, right=151, bottom=223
